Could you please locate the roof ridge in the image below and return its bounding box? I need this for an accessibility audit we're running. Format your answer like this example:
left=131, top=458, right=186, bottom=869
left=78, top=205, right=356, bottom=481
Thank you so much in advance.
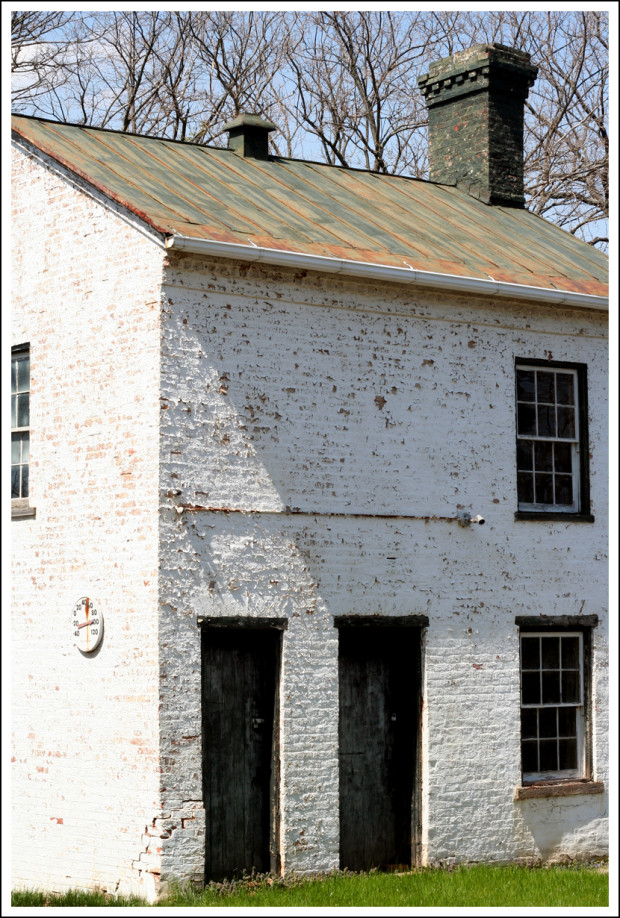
left=10, top=112, right=447, bottom=187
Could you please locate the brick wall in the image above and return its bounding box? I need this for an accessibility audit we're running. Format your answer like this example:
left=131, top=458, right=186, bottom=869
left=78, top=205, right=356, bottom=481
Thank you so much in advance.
left=11, top=141, right=164, bottom=900
left=426, top=91, right=527, bottom=205
left=157, top=253, right=608, bottom=880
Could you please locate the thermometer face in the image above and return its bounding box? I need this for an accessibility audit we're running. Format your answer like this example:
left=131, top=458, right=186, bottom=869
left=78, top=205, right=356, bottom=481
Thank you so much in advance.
left=72, top=597, right=103, bottom=652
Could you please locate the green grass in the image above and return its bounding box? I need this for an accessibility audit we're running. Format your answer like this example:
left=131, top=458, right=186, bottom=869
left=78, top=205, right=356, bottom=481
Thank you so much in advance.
left=10, top=888, right=146, bottom=907
left=12, top=862, right=609, bottom=908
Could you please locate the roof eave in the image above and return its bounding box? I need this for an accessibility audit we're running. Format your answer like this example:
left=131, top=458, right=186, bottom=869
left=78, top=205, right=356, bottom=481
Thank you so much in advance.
left=166, top=234, right=608, bottom=311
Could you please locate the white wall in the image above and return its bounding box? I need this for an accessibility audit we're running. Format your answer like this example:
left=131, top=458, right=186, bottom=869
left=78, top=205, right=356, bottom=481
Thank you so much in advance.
left=158, top=253, right=608, bottom=879
left=11, top=143, right=164, bottom=900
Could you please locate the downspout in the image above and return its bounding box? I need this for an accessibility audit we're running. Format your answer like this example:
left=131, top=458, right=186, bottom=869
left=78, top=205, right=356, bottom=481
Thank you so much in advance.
left=165, top=235, right=608, bottom=312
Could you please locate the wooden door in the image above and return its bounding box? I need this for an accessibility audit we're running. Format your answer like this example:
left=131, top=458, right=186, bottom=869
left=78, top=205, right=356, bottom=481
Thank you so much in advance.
left=338, top=625, right=420, bottom=871
left=202, top=627, right=280, bottom=881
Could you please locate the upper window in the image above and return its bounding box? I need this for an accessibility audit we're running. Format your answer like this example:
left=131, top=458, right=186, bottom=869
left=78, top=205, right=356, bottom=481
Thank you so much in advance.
left=520, top=631, right=585, bottom=781
left=515, top=361, right=591, bottom=518
left=11, top=346, right=30, bottom=500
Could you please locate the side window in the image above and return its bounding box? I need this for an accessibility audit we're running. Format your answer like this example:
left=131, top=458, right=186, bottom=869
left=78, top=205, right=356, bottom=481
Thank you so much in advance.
left=519, top=630, right=589, bottom=782
left=515, top=360, right=591, bottom=519
left=11, top=345, right=30, bottom=502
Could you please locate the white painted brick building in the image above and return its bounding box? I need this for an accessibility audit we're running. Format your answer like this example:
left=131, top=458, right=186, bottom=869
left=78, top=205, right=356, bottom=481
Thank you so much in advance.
left=12, top=44, right=608, bottom=902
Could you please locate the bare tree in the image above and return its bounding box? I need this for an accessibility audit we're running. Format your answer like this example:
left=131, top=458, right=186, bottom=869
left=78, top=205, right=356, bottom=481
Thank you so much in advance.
left=65, top=12, right=171, bottom=133
left=287, top=11, right=432, bottom=173
left=148, top=13, right=201, bottom=141
left=186, top=11, right=290, bottom=146
left=455, top=10, right=609, bottom=245
left=16, top=12, right=193, bottom=135
left=11, top=11, right=75, bottom=107
left=523, top=11, right=608, bottom=245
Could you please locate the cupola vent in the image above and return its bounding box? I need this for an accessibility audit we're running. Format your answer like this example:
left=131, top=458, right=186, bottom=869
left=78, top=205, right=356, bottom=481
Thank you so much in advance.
left=223, top=113, right=277, bottom=160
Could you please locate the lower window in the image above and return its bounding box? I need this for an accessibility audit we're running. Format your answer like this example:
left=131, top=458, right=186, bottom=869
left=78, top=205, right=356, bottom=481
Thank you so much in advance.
left=519, top=629, right=590, bottom=782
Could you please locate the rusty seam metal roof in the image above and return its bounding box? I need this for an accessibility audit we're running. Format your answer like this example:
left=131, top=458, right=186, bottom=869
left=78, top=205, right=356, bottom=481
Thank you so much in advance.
left=11, top=114, right=608, bottom=307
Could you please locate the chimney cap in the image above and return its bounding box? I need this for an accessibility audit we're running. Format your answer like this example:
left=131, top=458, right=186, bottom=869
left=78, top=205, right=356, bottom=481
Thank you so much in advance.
left=429, top=42, right=534, bottom=72
left=418, top=43, right=537, bottom=98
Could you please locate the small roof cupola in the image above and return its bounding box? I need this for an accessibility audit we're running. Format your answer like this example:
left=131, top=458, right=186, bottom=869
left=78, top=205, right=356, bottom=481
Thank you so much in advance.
left=418, top=44, right=538, bottom=207
left=222, top=113, right=277, bottom=159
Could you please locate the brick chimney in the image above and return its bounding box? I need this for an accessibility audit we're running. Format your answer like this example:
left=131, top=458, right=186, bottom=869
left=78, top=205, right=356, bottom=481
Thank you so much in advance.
left=418, top=44, right=538, bottom=207
left=222, top=113, right=276, bottom=160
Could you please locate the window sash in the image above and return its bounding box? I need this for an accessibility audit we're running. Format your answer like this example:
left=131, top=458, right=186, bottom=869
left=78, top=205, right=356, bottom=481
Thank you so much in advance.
left=520, top=632, right=585, bottom=780
left=516, top=365, right=580, bottom=512
left=11, top=348, right=30, bottom=501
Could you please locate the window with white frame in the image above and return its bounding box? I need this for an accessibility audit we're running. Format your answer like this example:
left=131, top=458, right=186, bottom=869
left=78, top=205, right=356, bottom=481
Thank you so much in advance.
left=520, top=632, right=585, bottom=780
left=11, top=346, right=30, bottom=501
left=516, top=363, right=586, bottom=513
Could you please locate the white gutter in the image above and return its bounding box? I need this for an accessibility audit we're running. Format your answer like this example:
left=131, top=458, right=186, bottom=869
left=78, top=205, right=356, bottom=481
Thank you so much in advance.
left=166, top=235, right=608, bottom=311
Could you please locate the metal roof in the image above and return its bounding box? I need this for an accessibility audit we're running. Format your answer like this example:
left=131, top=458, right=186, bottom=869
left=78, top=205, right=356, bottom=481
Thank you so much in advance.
left=12, top=114, right=608, bottom=299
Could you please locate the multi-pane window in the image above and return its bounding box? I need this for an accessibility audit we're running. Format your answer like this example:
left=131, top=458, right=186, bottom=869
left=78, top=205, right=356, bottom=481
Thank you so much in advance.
left=516, top=365, right=580, bottom=512
left=11, top=347, right=30, bottom=500
left=520, top=632, right=584, bottom=780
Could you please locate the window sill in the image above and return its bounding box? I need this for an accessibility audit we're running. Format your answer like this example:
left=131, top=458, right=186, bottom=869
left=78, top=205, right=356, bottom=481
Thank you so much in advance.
left=514, top=511, right=595, bottom=523
left=11, top=500, right=36, bottom=520
left=515, top=780, right=604, bottom=800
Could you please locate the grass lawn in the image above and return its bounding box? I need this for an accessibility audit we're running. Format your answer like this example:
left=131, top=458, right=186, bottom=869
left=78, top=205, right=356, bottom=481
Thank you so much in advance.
left=12, top=862, right=609, bottom=908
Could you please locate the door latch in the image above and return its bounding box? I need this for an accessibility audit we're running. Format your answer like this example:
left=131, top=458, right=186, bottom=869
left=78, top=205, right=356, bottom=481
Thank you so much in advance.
left=252, top=717, right=265, bottom=729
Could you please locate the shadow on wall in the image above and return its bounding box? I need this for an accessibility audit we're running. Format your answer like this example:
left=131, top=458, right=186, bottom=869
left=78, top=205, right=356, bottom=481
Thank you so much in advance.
left=158, top=278, right=567, bottom=628
left=160, top=286, right=503, bottom=520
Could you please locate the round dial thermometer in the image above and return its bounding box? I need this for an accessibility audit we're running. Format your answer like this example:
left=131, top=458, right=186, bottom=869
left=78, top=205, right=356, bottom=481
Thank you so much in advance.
left=72, top=597, right=103, bottom=652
